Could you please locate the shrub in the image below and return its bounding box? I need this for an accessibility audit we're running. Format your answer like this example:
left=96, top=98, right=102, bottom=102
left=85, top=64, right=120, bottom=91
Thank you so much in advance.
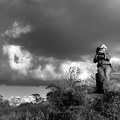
left=94, top=92, right=120, bottom=120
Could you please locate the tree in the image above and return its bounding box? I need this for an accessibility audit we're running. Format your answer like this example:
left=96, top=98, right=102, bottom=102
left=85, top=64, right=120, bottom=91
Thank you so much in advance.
left=46, top=67, right=85, bottom=110
left=31, top=93, right=42, bottom=104
left=65, top=66, right=81, bottom=87
left=0, top=99, right=10, bottom=107
left=0, top=95, right=3, bottom=102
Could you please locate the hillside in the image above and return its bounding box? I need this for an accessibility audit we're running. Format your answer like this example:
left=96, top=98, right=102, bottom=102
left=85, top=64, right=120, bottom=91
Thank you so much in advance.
left=0, top=68, right=120, bottom=120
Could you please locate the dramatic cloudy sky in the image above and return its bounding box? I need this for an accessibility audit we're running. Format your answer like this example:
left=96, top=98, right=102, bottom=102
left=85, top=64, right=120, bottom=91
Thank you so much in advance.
left=0, top=0, right=120, bottom=98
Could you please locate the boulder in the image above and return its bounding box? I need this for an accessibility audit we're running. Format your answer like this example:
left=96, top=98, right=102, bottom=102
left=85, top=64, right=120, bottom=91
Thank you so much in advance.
left=95, top=72, right=120, bottom=93
left=105, top=73, right=120, bottom=92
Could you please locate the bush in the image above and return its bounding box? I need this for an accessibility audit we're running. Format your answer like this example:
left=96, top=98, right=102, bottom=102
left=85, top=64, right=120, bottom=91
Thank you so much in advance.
left=0, top=103, right=48, bottom=120
left=94, top=92, right=120, bottom=120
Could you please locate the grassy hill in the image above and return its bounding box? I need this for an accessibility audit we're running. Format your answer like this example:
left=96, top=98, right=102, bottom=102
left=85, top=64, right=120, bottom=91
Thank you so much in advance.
left=0, top=67, right=120, bottom=120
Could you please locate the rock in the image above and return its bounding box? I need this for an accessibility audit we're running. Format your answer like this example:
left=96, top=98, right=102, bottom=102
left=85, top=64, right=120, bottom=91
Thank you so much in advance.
left=103, top=73, right=120, bottom=92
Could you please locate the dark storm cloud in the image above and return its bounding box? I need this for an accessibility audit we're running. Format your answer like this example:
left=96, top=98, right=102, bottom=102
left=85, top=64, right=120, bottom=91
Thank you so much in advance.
left=1, top=0, right=120, bottom=59
left=0, top=77, right=55, bottom=86
left=1, top=0, right=120, bottom=86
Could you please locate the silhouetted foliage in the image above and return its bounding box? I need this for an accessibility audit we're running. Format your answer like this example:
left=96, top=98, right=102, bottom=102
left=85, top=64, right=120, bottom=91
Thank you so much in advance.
left=0, top=100, right=10, bottom=108
left=32, top=93, right=42, bottom=103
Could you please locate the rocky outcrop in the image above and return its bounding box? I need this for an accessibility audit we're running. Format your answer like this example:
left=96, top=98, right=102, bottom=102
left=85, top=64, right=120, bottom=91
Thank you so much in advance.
left=96, top=72, right=120, bottom=93
left=104, top=73, right=120, bottom=92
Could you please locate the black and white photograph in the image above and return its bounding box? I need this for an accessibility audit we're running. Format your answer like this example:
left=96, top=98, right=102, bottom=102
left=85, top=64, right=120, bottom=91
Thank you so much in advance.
left=0, top=0, right=120, bottom=119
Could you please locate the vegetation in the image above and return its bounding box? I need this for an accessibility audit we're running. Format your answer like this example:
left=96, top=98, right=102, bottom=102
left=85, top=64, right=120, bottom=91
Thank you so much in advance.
left=0, top=67, right=120, bottom=120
